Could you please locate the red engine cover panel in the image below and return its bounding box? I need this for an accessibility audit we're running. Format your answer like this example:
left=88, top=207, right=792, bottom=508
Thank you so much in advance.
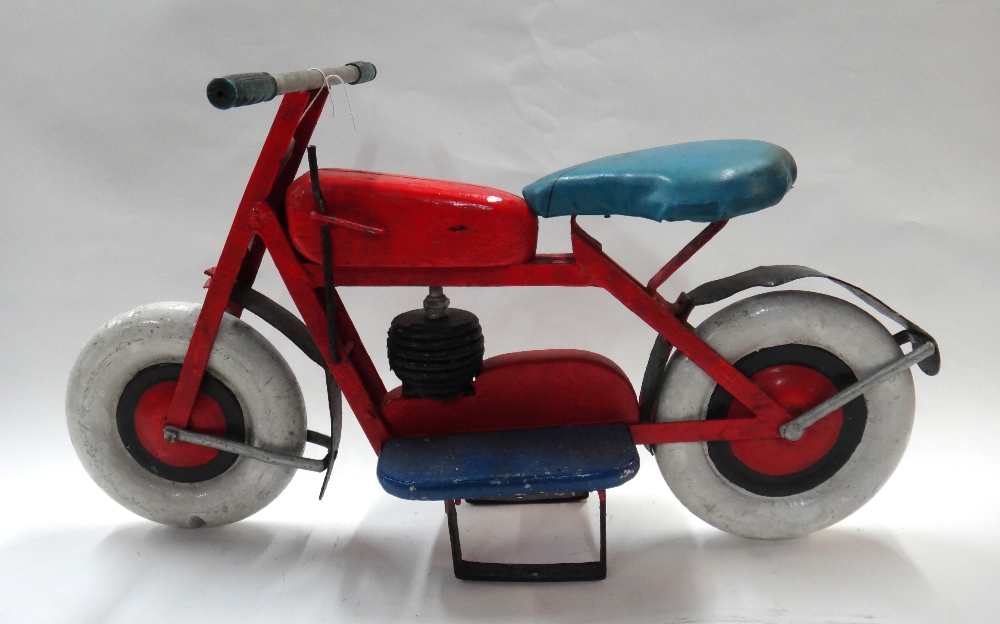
left=381, top=350, right=639, bottom=439
left=286, top=169, right=539, bottom=268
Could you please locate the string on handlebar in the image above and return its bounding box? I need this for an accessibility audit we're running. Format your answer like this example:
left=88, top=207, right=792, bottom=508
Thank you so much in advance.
left=309, top=68, right=357, bottom=130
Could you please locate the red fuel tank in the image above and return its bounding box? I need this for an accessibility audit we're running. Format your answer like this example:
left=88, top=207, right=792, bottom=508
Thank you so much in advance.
left=285, top=169, right=539, bottom=268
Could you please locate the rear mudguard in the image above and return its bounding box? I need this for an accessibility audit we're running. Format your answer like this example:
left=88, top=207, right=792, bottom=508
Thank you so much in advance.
left=637, top=264, right=940, bottom=424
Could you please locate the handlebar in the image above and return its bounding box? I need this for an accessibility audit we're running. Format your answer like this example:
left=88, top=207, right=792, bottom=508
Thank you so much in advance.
left=207, top=62, right=376, bottom=110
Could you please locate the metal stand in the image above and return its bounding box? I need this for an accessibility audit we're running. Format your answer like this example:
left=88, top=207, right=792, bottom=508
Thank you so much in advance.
left=444, top=490, right=607, bottom=582
left=466, top=492, right=589, bottom=505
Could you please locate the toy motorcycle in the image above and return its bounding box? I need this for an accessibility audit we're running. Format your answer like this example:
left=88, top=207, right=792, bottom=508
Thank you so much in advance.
left=66, top=62, right=939, bottom=582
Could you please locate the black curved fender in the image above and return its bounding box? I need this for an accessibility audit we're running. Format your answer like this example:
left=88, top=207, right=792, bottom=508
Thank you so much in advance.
left=637, top=264, right=940, bottom=425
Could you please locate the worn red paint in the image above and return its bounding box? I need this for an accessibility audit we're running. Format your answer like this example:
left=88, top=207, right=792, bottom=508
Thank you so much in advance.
left=165, top=88, right=794, bottom=456
left=286, top=169, right=538, bottom=268
left=382, top=350, right=638, bottom=438
left=727, top=365, right=843, bottom=475
left=646, top=220, right=728, bottom=293
left=165, top=91, right=327, bottom=430
left=135, top=381, right=225, bottom=466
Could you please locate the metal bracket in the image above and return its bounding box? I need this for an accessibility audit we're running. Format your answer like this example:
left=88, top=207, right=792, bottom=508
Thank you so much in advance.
left=646, top=220, right=728, bottom=294
left=307, top=144, right=340, bottom=365
left=310, top=211, right=386, bottom=235
left=780, top=340, right=936, bottom=440
left=682, top=265, right=940, bottom=376
left=318, top=372, right=343, bottom=500
left=444, top=490, right=607, bottom=582
left=227, top=284, right=342, bottom=496
left=164, top=426, right=330, bottom=472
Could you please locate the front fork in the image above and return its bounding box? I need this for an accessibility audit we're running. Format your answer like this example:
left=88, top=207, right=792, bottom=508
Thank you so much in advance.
left=162, top=194, right=390, bottom=453
left=163, top=207, right=257, bottom=431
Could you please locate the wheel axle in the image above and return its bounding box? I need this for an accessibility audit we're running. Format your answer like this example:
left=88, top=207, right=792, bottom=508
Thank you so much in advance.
left=164, top=426, right=329, bottom=472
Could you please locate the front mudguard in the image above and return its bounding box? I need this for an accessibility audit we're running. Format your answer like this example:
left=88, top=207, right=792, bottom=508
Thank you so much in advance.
left=637, top=264, right=940, bottom=424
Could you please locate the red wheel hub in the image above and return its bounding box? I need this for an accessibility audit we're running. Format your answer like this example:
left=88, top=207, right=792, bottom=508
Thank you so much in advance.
left=727, top=365, right=843, bottom=476
left=133, top=381, right=226, bottom=467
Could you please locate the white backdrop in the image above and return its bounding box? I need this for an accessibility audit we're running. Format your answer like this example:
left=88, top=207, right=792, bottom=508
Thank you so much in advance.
left=2, top=1, right=998, bottom=622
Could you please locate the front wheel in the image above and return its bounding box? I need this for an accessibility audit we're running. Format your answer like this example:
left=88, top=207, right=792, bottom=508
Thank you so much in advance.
left=66, top=302, right=307, bottom=528
left=654, top=291, right=915, bottom=539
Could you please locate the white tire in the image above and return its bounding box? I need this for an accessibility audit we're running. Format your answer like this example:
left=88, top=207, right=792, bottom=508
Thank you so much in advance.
left=66, top=302, right=306, bottom=528
left=654, top=291, right=915, bottom=539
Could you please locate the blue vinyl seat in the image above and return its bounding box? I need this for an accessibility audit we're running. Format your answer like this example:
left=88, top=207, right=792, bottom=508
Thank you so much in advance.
left=522, top=140, right=797, bottom=223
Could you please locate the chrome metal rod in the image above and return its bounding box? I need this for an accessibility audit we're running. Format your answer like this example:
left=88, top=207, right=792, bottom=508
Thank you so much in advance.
left=780, top=341, right=936, bottom=441
left=163, top=426, right=326, bottom=472
left=274, top=64, right=364, bottom=94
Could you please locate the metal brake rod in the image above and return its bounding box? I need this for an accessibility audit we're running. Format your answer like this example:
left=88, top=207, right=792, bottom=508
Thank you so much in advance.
left=163, top=426, right=327, bottom=473
left=780, top=341, right=936, bottom=441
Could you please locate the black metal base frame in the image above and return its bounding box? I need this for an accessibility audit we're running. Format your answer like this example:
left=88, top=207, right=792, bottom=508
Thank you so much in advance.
left=444, top=490, right=607, bottom=582
left=466, top=491, right=589, bottom=505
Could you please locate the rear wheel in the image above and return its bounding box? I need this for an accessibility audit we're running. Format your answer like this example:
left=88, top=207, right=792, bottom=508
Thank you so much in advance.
left=67, top=302, right=307, bottom=528
left=654, top=291, right=915, bottom=539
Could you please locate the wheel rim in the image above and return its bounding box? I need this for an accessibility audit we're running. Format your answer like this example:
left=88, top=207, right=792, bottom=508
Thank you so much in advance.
left=706, top=345, right=867, bottom=497
left=116, top=364, right=246, bottom=483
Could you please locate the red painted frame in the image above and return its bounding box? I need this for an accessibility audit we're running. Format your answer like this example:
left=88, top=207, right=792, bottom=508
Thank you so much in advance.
left=164, top=90, right=794, bottom=454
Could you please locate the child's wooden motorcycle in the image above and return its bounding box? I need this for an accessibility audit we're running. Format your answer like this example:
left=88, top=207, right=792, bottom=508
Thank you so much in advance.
left=66, top=62, right=939, bottom=582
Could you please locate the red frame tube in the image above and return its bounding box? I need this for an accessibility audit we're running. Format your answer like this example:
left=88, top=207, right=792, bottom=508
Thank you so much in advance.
left=166, top=91, right=792, bottom=453
left=646, top=220, right=728, bottom=294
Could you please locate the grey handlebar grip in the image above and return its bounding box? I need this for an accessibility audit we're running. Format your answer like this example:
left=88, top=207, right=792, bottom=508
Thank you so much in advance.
left=207, top=62, right=377, bottom=110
